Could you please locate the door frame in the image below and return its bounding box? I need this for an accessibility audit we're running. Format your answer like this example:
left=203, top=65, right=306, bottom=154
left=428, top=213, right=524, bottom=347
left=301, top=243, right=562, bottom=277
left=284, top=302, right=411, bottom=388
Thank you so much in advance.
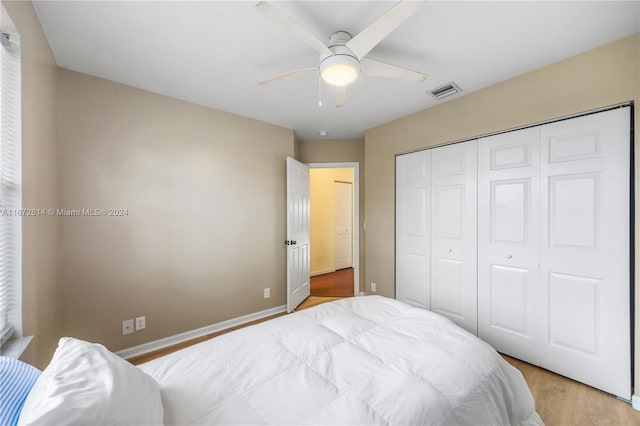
left=308, top=162, right=360, bottom=296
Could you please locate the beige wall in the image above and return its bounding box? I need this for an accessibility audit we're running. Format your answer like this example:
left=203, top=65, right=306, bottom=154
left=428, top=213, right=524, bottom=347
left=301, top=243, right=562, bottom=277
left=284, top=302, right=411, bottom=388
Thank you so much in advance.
left=57, top=69, right=294, bottom=352
left=299, top=139, right=365, bottom=290
left=299, top=138, right=364, bottom=164
left=309, top=168, right=354, bottom=275
left=3, top=1, right=60, bottom=368
left=364, top=34, right=640, bottom=388
left=293, top=134, right=301, bottom=161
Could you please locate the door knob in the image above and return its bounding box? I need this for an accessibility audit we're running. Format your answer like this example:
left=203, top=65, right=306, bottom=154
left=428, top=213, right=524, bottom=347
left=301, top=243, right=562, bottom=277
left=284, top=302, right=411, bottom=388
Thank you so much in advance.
left=506, top=254, right=512, bottom=259
left=448, top=248, right=453, bottom=253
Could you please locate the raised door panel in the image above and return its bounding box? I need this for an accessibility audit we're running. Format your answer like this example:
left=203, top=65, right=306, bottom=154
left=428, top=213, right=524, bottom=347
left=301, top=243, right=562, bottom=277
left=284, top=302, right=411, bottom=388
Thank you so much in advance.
left=400, top=253, right=429, bottom=308
left=403, top=188, right=427, bottom=238
left=539, top=107, right=631, bottom=399
left=477, top=127, right=541, bottom=365
left=491, top=180, right=529, bottom=244
left=291, top=243, right=309, bottom=298
left=430, top=140, right=477, bottom=333
left=491, top=143, right=530, bottom=170
left=396, top=151, right=431, bottom=309
left=549, top=173, right=600, bottom=249
left=435, top=153, right=465, bottom=176
left=548, top=273, right=599, bottom=355
left=433, top=258, right=463, bottom=319
left=436, top=185, right=464, bottom=240
left=489, top=265, right=529, bottom=336
left=549, top=132, right=600, bottom=163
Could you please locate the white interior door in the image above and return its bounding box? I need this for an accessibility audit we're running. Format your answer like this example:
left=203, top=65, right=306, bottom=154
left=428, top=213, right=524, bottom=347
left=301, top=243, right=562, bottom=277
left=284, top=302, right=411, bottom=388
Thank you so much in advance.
left=334, top=181, right=353, bottom=270
left=477, top=127, right=542, bottom=365
left=396, top=150, right=431, bottom=309
left=539, top=108, right=631, bottom=399
left=286, top=157, right=310, bottom=313
left=430, top=140, right=478, bottom=334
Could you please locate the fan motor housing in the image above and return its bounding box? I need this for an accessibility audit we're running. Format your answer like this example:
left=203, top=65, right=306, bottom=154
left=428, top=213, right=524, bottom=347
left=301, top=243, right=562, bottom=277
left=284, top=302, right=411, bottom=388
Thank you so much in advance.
left=320, top=48, right=360, bottom=86
left=328, top=31, right=352, bottom=47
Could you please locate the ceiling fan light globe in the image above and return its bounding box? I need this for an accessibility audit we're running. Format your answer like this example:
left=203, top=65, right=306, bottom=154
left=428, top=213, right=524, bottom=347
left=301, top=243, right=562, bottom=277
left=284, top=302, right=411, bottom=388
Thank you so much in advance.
left=320, top=55, right=359, bottom=86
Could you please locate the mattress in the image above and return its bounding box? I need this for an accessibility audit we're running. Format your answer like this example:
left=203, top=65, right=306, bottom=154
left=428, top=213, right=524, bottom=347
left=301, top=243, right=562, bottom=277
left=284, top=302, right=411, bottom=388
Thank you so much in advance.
left=139, top=296, right=543, bottom=425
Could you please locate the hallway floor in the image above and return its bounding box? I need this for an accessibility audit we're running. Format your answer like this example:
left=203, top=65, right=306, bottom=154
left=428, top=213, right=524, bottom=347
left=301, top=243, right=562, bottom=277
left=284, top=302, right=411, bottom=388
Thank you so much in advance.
left=310, top=268, right=354, bottom=297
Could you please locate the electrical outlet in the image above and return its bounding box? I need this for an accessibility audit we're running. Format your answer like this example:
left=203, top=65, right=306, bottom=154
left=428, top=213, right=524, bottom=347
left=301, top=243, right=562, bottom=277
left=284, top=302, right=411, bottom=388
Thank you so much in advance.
left=122, top=319, right=134, bottom=335
left=135, top=316, right=146, bottom=331
left=371, top=282, right=377, bottom=293
left=264, top=288, right=271, bottom=299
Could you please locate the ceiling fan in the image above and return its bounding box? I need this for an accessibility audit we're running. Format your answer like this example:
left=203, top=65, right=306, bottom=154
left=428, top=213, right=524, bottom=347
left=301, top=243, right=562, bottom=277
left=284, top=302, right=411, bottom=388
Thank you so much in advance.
left=256, top=1, right=428, bottom=107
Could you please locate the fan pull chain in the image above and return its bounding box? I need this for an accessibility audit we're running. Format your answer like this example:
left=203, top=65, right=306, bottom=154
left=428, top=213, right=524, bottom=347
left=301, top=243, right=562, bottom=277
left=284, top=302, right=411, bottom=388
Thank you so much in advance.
left=318, top=75, right=322, bottom=107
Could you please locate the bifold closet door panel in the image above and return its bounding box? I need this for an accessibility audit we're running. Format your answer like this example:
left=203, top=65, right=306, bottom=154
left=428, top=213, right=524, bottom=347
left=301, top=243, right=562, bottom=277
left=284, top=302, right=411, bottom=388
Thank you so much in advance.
left=477, top=128, right=542, bottom=365
left=396, top=150, right=431, bottom=309
left=430, top=140, right=478, bottom=334
left=539, top=108, right=631, bottom=399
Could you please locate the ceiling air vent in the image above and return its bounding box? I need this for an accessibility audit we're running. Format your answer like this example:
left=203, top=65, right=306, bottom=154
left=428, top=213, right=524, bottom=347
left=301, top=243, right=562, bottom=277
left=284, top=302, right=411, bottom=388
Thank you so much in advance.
left=428, top=82, right=462, bottom=100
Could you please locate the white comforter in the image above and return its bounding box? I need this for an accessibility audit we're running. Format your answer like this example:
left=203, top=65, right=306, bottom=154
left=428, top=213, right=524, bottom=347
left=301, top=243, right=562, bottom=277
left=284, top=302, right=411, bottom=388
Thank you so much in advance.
left=139, top=296, right=543, bottom=425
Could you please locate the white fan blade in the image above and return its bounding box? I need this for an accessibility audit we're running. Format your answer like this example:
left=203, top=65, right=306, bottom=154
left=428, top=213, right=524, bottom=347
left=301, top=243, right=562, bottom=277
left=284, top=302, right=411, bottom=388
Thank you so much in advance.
left=256, top=2, right=332, bottom=55
left=346, top=0, right=427, bottom=60
left=361, top=58, right=426, bottom=82
left=336, top=86, right=346, bottom=108
left=259, top=67, right=319, bottom=86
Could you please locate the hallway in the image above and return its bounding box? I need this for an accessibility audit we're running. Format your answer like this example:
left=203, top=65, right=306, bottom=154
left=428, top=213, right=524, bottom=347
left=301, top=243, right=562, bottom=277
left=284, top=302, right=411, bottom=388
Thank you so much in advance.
left=310, top=268, right=354, bottom=297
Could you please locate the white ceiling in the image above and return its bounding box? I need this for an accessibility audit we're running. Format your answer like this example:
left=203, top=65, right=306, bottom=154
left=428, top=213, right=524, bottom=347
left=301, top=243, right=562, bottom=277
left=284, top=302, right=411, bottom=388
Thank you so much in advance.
left=33, top=1, right=640, bottom=140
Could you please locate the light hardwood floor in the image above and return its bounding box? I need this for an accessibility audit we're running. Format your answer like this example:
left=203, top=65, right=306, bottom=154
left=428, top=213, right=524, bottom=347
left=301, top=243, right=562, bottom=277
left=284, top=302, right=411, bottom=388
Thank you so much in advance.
left=296, top=295, right=345, bottom=310
left=129, top=296, right=640, bottom=425
left=503, top=355, right=640, bottom=425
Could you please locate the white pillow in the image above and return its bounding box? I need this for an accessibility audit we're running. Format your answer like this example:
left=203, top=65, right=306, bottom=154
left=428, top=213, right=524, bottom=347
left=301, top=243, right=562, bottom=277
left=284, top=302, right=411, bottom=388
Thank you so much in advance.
left=18, top=337, right=163, bottom=426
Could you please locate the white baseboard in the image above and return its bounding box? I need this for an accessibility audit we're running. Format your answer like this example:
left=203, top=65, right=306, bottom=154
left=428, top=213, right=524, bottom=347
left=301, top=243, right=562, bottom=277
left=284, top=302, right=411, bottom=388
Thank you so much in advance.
left=632, top=394, right=640, bottom=411
left=116, top=305, right=286, bottom=360
left=310, top=268, right=335, bottom=277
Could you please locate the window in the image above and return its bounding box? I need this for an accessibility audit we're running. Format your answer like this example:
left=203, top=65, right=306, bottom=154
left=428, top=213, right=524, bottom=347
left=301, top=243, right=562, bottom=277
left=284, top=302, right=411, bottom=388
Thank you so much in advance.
left=0, top=7, right=22, bottom=347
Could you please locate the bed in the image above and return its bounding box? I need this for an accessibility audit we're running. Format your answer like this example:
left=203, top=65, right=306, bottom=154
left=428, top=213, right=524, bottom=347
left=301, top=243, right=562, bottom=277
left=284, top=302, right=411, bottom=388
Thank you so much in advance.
left=15, top=296, right=543, bottom=425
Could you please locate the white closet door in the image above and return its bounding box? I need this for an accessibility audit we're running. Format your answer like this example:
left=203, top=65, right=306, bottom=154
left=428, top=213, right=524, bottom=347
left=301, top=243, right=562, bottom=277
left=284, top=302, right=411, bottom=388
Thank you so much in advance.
left=396, top=150, right=431, bottom=309
left=539, top=108, right=631, bottom=399
left=477, top=128, right=541, bottom=365
left=430, top=141, right=478, bottom=333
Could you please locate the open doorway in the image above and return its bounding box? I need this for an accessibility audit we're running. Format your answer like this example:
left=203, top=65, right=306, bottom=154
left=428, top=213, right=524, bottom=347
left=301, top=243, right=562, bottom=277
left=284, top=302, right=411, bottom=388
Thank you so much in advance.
left=308, top=162, right=359, bottom=297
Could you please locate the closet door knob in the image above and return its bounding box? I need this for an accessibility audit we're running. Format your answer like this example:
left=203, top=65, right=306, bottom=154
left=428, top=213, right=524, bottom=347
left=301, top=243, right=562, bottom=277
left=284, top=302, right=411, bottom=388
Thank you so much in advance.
left=506, top=254, right=512, bottom=259
left=448, top=248, right=452, bottom=253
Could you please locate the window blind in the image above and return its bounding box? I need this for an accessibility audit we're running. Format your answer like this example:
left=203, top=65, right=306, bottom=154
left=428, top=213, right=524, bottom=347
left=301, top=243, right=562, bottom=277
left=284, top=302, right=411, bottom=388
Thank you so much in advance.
left=0, top=17, right=21, bottom=335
